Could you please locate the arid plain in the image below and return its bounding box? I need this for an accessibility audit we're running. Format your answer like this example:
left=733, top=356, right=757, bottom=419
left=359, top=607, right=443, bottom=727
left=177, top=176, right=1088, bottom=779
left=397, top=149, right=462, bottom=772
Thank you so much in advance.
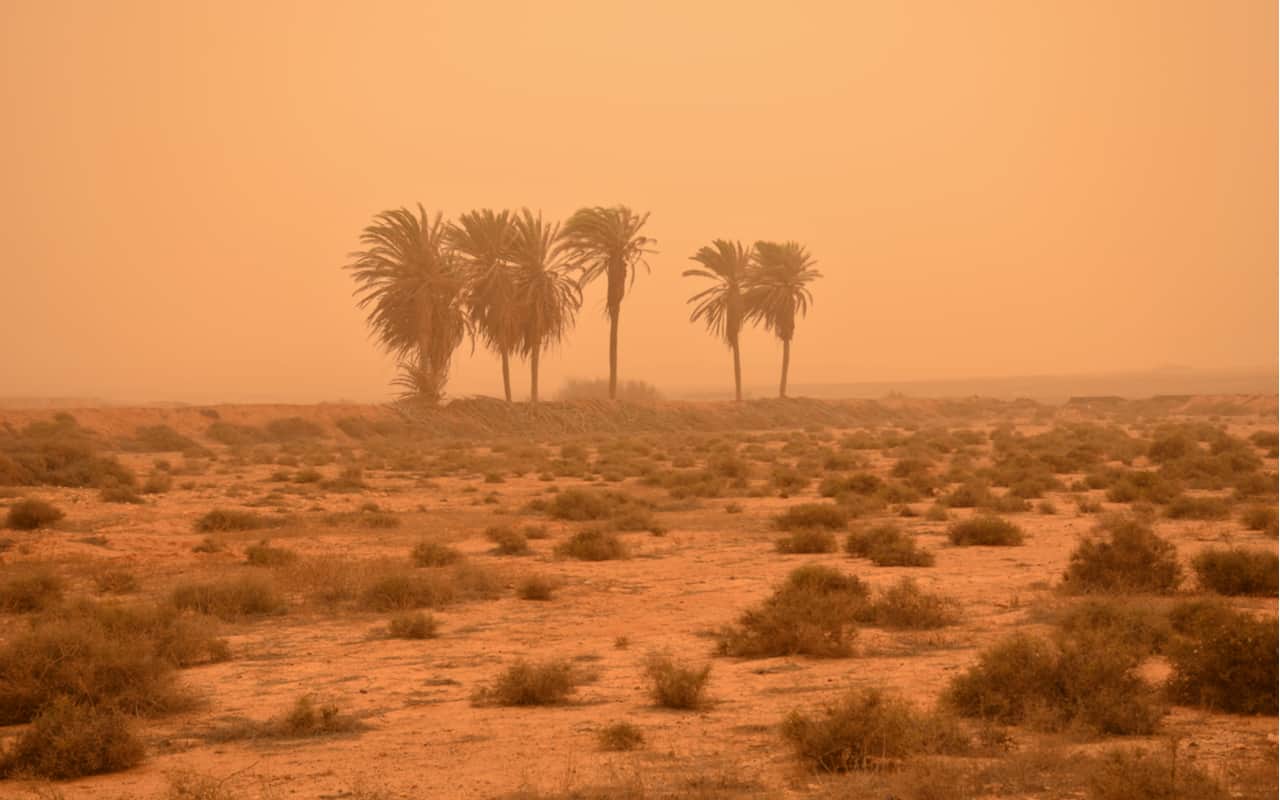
left=0, top=395, right=1275, bottom=800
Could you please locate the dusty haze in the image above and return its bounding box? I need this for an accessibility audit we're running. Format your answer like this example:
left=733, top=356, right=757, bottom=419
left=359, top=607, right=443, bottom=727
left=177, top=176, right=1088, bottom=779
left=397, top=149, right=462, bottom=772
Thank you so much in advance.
left=1, top=0, right=1275, bottom=403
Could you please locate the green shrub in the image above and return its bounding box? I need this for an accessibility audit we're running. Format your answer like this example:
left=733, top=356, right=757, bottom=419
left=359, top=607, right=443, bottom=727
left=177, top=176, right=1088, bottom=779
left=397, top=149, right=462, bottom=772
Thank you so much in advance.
left=773, top=503, right=849, bottom=531
left=946, top=515, right=1024, bottom=546
left=410, top=541, right=462, bottom=567
left=0, top=567, right=64, bottom=612
left=555, top=528, right=628, bottom=561
left=5, top=498, right=64, bottom=530
left=1086, top=747, right=1229, bottom=800
left=782, top=688, right=968, bottom=772
left=716, top=565, right=868, bottom=658
left=945, top=632, right=1164, bottom=734
left=1191, top=547, right=1278, bottom=596
left=598, top=721, right=644, bottom=751
left=775, top=528, right=837, bottom=554
left=171, top=575, right=286, bottom=620
left=476, top=659, right=580, bottom=705
left=846, top=524, right=934, bottom=566
left=0, top=697, right=144, bottom=779
left=1167, top=607, right=1277, bottom=714
left=643, top=653, right=711, bottom=710
left=486, top=525, right=530, bottom=555
left=194, top=508, right=283, bottom=533
left=1062, top=515, right=1182, bottom=594
left=387, top=611, right=438, bottom=639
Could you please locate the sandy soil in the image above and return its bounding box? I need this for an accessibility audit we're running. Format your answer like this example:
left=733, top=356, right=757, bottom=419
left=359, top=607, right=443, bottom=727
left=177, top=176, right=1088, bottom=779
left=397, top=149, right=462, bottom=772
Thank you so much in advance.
left=0, top=401, right=1276, bottom=799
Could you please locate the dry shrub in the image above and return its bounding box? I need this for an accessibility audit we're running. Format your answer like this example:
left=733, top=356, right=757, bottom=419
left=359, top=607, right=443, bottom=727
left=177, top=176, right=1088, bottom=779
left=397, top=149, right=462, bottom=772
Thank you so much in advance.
left=209, top=695, right=366, bottom=741
left=244, top=539, right=298, bottom=567
left=171, top=575, right=287, bottom=620
left=1164, top=494, right=1231, bottom=520
left=866, top=578, right=958, bottom=629
left=1052, top=597, right=1172, bottom=656
left=194, top=508, right=284, bottom=533
left=773, top=503, right=849, bottom=531
left=1087, top=747, right=1229, bottom=800
left=555, top=527, right=628, bottom=561
left=782, top=688, right=968, bottom=772
left=0, top=567, right=64, bottom=612
left=598, top=721, right=644, bottom=751
left=517, top=574, right=555, bottom=600
left=5, top=498, right=64, bottom=530
left=476, top=659, right=581, bottom=705
left=1191, top=547, right=1278, bottom=596
left=946, top=515, right=1024, bottom=546
left=945, top=631, right=1164, bottom=734
left=94, top=568, right=140, bottom=594
left=846, top=524, right=934, bottom=566
left=486, top=525, right=530, bottom=555
left=1167, top=605, right=1277, bottom=714
left=547, top=488, right=638, bottom=521
left=100, top=485, right=144, bottom=504
left=410, top=540, right=462, bottom=567
left=1241, top=504, right=1278, bottom=532
left=775, top=528, right=837, bottom=554
left=644, top=652, right=711, bottom=709
left=1062, top=514, right=1181, bottom=594
left=716, top=565, right=868, bottom=658
left=360, top=562, right=499, bottom=611
left=0, top=697, right=144, bottom=779
left=387, top=611, right=438, bottom=639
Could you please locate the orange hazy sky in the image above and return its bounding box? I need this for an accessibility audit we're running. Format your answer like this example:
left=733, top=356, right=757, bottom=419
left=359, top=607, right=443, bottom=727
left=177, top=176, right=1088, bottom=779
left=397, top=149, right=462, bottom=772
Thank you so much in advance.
left=1, top=0, right=1275, bottom=402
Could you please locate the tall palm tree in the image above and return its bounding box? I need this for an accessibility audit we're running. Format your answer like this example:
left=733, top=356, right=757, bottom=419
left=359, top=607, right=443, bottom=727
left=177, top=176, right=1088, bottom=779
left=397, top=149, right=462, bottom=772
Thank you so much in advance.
left=510, top=209, right=582, bottom=403
left=563, top=206, right=655, bottom=400
left=684, top=240, right=752, bottom=402
left=743, top=240, right=820, bottom=399
left=449, top=209, right=519, bottom=401
left=344, top=205, right=468, bottom=404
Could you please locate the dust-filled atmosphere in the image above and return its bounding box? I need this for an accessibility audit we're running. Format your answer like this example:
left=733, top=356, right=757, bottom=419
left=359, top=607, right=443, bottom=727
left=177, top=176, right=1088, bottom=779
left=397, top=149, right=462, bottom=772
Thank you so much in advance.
left=0, top=2, right=1276, bottom=799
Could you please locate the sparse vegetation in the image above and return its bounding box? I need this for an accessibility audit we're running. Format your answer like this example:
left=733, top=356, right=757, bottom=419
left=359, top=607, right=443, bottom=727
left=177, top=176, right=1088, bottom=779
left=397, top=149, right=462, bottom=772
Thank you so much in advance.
left=475, top=659, right=582, bottom=706
left=845, top=523, right=935, bottom=566
left=194, top=508, right=284, bottom=533
left=1062, top=514, right=1182, bottom=594
left=946, top=515, right=1024, bottom=546
left=0, top=567, right=64, bottom=612
left=171, top=575, right=287, bottom=619
left=5, top=498, right=64, bottom=530
left=486, top=525, right=530, bottom=555
left=773, top=502, right=849, bottom=531
left=598, top=721, right=644, bottom=751
left=1087, top=747, right=1230, bottom=800
left=555, top=527, right=628, bottom=561
left=775, top=528, right=837, bottom=554
left=0, top=697, right=145, bottom=779
left=1167, top=605, right=1277, bottom=714
left=643, top=652, right=711, bottom=709
left=716, top=565, right=868, bottom=657
left=410, top=541, right=463, bottom=567
left=244, top=539, right=298, bottom=567
left=1191, top=546, right=1278, bottom=596
left=387, top=611, right=439, bottom=639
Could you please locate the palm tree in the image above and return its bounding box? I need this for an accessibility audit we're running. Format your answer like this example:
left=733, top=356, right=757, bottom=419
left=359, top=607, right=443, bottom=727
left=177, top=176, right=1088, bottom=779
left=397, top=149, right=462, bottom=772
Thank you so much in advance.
left=563, top=206, right=655, bottom=400
left=684, top=240, right=752, bottom=402
left=449, top=209, right=520, bottom=401
left=743, top=240, right=820, bottom=399
left=510, top=209, right=582, bottom=402
left=344, top=205, right=468, bottom=404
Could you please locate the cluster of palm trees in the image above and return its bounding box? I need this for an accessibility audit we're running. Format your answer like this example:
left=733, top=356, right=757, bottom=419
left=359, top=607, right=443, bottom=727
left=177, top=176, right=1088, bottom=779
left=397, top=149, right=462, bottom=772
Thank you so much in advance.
left=344, top=204, right=819, bottom=403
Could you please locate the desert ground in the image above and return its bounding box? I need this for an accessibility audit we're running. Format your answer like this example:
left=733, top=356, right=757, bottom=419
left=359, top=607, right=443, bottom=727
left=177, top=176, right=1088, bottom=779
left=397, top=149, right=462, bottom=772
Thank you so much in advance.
left=0, top=395, right=1276, bottom=800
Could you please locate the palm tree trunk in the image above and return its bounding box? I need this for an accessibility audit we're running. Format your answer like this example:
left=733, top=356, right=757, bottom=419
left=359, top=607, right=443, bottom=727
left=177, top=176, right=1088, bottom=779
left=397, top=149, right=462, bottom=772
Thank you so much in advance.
left=530, top=345, right=540, bottom=404
left=500, top=350, right=512, bottom=402
left=608, top=310, right=620, bottom=400
left=779, top=338, right=791, bottom=399
left=732, top=340, right=743, bottom=402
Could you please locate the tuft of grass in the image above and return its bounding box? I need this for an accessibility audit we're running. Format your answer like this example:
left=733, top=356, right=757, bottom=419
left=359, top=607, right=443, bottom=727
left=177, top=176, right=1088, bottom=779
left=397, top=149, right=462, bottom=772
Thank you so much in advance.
left=946, top=515, right=1024, bottom=546
left=0, top=567, right=64, bottom=612
left=773, top=503, right=849, bottom=531
left=598, top=722, right=644, bottom=751
left=194, top=508, right=283, bottom=533
left=781, top=688, right=968, bottom=772
left=517, top=574, right=555, bottom=601
left=1167, top=605, right=1277, bottom=715
left=387, top=611, right=438, bottom=639
left=1086, top=747, right=1229, bottom=800
left=643, top=652, right=711, bottom=710
left=716, top=565, right=869, bottom=658
left=555, top=527, right=628, bottom=561
left=1061, top=514, right=1182, bottom=594
left=244, top=539, right=298, bottom=567
left=775, top=528, right=837, bottom=554
left=1191, top=547, right=1278, bottom=596
left=0, top=697, right=144, bottom=779
left=171, top=575, right=287, bottom=620
left=410, top=541, right=463, bottom=567
left=94, top=568, right=140, bottom=594
left=845, top=524, right=934, bottom=566
left=5, top=498, right=64, bottom=530
left=475, top=659, right=582, bottom=706
left=485, top=525, right=530, bottom=555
